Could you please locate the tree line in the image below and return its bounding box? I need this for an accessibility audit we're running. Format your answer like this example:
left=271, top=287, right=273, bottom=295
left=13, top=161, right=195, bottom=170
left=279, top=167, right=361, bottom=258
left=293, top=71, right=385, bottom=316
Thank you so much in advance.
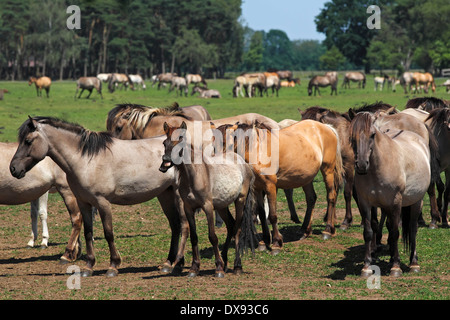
left=1, top=0, right=448, bottom=81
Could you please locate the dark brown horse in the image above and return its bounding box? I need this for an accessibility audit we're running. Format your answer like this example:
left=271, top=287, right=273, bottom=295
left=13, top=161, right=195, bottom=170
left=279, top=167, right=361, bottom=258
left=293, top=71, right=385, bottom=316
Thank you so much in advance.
left=308, top=75, right=338, bottom=96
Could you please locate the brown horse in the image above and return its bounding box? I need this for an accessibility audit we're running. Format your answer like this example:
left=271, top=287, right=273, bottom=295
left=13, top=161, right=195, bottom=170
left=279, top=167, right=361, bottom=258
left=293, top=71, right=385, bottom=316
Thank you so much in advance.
left=159, top=121, right=256, bottom=277
left=342, top=72, right=366, bottom=89
left=308, top=75, right=338, bottom=96
left=299, top=106, right=356, bottom=229
left=413, top=72, right=436, bottom=94
left=108, top=73, right=133, bottom=93
left=74, top=77, right=103, bottom=99
left=216, top=120, right=344, bottom=254
left=28, top=76, right=51, bottom=98
left=350, top=112, right=431, bottom=277
left=153, top=73, right=177, bottom=90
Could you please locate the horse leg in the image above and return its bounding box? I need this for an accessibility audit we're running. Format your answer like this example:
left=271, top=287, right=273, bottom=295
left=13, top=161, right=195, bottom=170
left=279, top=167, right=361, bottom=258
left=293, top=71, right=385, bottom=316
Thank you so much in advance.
left=321, top=166, right=339, bottom=240
left=45, top=87, right=50, bottom=98
left=74, top=87, right=80, bottom=99
left=428, top=183, right=441, bottom=229
left=256, top=191, right=271, bottom=251
left=78, top=88, right=84, bottom=99
left=442, top=170, right=450, bottom=227
left=86, top=89, right=93, bottom=99
left=79, top=201, right=96, bottom=277
left=360, top=203, right=377, bottom=278
left=157, top=189, right=183, bottom=273
left=37, top=192, right=49, bottom=248
left=28, top=199, right=39, bottom=248
left=407, top=201, right=422, bottom=273
left=265, top=183, right=283, bottom=255
left=284, top=189, right=300, bottom=224
left=341, top=169, right=355, bottom=229
left=387, top=200, right=402, bottom=277
left=96, top=199, right=121, bottom=277
left=299, top=183, right=317, bottom=240
left=170, top=191, right=189, bottom=276
left=56, top=185, right=83, bottom=263
left=186, top=206, right=201, bottom=278
left=216, top=207, right=236, bottom=273
left=203, top=201, right=226, bottom=277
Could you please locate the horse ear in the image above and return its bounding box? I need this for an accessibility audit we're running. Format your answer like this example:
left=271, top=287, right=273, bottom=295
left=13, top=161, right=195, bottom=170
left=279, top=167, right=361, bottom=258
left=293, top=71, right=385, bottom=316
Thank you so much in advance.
left=387, top=106, right=397, bottom=114
left=210, top=122, right=216, bottom=130
left=180, top=121, right=187, bottom=130
left=163, top=122, right=169, bottom=134
left=27, top=115, right=37, bottom=131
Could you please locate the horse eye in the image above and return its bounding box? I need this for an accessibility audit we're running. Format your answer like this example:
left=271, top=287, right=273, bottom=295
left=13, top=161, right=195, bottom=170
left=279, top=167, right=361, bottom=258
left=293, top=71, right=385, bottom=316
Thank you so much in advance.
left=115, top=126, right=122, bottom=133
left=25, top=139, right=32, bottom=145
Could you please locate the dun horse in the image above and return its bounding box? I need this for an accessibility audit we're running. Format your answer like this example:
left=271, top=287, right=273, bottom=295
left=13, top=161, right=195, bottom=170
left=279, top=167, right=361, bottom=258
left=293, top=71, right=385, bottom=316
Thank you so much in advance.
left=342, top=72, right=366, bottom=89
left=216, top=120, right=344, bottom=255
left=308, top=75, right=338, bottom=96
left=413, top=72, right=436, bottom=94
left=191, top=86, right=221, bottom=98
left=159, top=122, right=256, bottom=277
left=108, top=73, right=133, bottom=93
left=185, top=74, right=207, bottom=87
left=2, top=141, right=82, bottom=262
left=350, top=112, right=430, bottom=277
left=10, top=117, right=187, bottom=277
left=74, top=77, right=103, bottom=99
left=28, top=76, right=51, bottom=98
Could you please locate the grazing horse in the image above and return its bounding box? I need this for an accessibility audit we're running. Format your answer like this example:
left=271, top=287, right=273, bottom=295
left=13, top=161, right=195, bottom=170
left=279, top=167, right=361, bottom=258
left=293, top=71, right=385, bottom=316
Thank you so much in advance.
left=28, top=76, right=51, bottom=98
left=412, top=72, right=436, bottom=94
left=216, top=120, right=344, bottom=255
left=243, top=73, right=266, bottom=98
left=426, top=108, right=450, bottom=227
left=159, top=122, right=256, bottom=277
left=349, top=112, right=430, bottom=277
left=3, top=141, right=82, bottom=262
left=308, top=75, right=338, bottom=96
left=74, top=77, right=103, bottom=99
left=264, top=74, right=281, bottom=97
left=374, top=76, right=388, bottom=91
left=299, top=106, right=356, bottom=229
left=342, top=72, right=366, bottom=89
left=153, top=73, right=177, bottom=90
left=276, top=70, right=293, bottom=82
left=10, top=117, right=187, bottom=277
left=108, top=73, right=133, bottom=93
left=400, top=72, right=414, bottom=94
left=185, top=74, right=207, bottom=87
left=191, top=86, right=221, bottom=98
left=128, top=74, right=146, bottom=90
left=169, top=76, right=188, bottom=97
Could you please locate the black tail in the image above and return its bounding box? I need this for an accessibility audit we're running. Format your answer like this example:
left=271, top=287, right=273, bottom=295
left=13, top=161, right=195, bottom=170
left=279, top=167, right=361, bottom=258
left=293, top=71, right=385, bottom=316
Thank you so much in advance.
left=239, top=177, right=258, bottom=254
left=401, top=206, right=418, bottom=255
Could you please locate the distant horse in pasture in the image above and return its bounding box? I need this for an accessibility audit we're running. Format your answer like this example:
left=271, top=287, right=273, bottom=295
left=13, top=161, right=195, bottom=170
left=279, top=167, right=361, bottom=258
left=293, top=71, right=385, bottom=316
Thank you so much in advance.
left=74, top=77, right=103, bottom=99
left=275, top=70, right=293, bottom=82
left=0, top=89, right=9, bottom=100
left=185, top=74, right=207, bottom=87
left=159, top=121, right=256, bottom=277
left=308, top=74, right=338, bottom=96
left=413, top=72, right=436, bottom=94
left=349, top=112, right=431, bottom=278
left=342, top=72, right=365, bottom=89
left=374, top=75, right=388, bottom=91
left=28, top=76, right=51, bottom=98
left=96, top=73, right=111, bottom=83
left=243, top=73, right=266, bottom=98
left=400, top=72, right=414, bottom=94
left=129, top=74, right=146, bottom=90
left=234, top=76, right=248, bottom=98
left=191, top=86, right=221, bottom=98
left=108, top=73, right=133, bottom=93
left=153, top=73, right=177, bottom=90
left=169, top=77, right=188, bottom=97
left=264, top=74, right=281, bottom=97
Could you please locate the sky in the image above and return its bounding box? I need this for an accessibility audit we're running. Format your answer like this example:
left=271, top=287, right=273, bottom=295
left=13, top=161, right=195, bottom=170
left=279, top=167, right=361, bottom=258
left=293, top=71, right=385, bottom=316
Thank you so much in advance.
left=241, top=0, right=328, bottom=41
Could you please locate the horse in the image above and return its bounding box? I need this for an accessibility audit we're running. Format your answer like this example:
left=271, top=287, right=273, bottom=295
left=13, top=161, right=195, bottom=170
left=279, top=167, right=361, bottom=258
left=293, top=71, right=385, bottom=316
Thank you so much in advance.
left=275, top=70, right=293, bottom=82
left=108, top=73, right=133, bottom=93
left=215, top=120, right=344, bottom=255
left=96, top=73, right=111, bottom=83
left=242, top=73, right=266, bottom=98
left=185, top=74, right=207, bottom=87
left=159, top=121, right=256, bottom=277
left=308, top=75, right=338, bottom=96
left=342, top=72, right=366, bottom=89
left=349, top=112, right=431, bottom=277
left=0, top=89, right=9, bottom=100
left=299, top=106, right=356, bottom=229
left=2, top=141, right=82, bottom=262
left=28, top=76, right=51, bottom=98
left=425, top=108, right=450, bottom=227
left=233, top=76, right=248, bottom=98
left=128, top=74, right=146, bottom=90
left=169, top=77, right=188, bottom=97
left=10, top=116, right=187, bottom=277
left=374, top=76, right=388, bottom=91
left=74, top=77, right=103, bottom=99
left=153, top=73, right=177, bottom=90
left=413, top=72, right=436, bottom=94
left=191, top=86, right=221, bottom=98
left=400, top=72, right=414, bottom=94
left=264, top=75, right=281, bottom=97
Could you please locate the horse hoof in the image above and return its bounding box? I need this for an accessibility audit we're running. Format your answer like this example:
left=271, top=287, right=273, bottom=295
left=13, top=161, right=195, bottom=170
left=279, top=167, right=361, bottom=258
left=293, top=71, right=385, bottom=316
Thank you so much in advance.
left=429, top=223, right=438, bottom=230
left=257, top=242, right=267, bottom=252
left=233, top=268, right=243, bottom=275
left=81, top=269, right=93, bottom=277
left=59, top=257, right=72, bottom=265
left=271, top=247, right=282, bottom=256
left=187, top=271, right=198, bottom=278
left=410, top=265, right=420, bottom=273
left=106, top=268, right=119, bottom=278
left=340, top=224, right=349, bottom=231
left=215, top=271, right=225, bottom=278
left=160, top=264, right=172, bottom=274
left=361, top=268, right=373, bottom=279
left=390, top=267, right=402, bottom=277
left=322, top=232, right=333, bottom=240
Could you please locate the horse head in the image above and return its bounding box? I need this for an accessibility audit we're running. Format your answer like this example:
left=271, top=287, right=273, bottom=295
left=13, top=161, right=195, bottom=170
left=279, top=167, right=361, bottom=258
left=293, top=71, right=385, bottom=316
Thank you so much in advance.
left=160, top=121, right=188, bottom=173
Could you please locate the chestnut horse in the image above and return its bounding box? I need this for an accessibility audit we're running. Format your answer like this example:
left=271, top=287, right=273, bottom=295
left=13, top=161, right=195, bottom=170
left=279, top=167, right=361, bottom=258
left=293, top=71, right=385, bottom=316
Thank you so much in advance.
left=413, top=72, right=436, bottom=94
left=215, top=120, right=344, bottom=255
left=350, top=112, right=430, bottom=277
left=28, top=76, right=51, bottom=98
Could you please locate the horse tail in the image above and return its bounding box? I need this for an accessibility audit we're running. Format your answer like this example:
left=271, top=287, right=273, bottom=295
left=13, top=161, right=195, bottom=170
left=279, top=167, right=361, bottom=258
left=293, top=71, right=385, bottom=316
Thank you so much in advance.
left=239, top=171, right=258, bottom=254
left=401, top=205, right=416, bottom=255
left=327, top=125, right=345, bottom=191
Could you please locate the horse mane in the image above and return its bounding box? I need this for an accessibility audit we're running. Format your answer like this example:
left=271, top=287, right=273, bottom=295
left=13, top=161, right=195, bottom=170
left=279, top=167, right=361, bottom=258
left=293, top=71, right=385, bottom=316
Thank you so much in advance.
left=426, top=108, right=450, bottom=136
left=349, top=112, right=374, bottom=141
left=19, top=117, right=113, bottom=158
left=215, top=121, right=272, bottom=153
left=301, top=106, right=342, bottom=120
left=405, top=97, right=448, bottom=111
left=352, top=101, right=396, bottom=114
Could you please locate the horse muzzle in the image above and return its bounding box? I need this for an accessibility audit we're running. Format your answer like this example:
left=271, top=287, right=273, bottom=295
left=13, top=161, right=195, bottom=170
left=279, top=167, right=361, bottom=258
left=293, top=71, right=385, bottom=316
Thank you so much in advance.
left=159, top=156, right=174, bottom=173
left=355, top=161, right=369, bottom=175
left=10, top=164, right=26, bottom=179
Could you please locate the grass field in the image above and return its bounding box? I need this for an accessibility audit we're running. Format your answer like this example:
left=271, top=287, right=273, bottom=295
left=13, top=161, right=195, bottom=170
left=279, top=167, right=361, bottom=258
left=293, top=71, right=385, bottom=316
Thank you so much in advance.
left=0, top=76, right=448, bottom=301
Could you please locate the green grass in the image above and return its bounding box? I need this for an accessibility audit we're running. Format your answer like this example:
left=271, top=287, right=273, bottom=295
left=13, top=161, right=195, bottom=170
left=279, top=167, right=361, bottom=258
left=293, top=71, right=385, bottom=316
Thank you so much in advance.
left=0, top=76, right=449, bottom=300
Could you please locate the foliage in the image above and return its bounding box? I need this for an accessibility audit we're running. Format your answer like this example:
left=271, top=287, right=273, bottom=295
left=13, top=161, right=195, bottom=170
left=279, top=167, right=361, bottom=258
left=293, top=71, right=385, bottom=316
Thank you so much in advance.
left=319, top=46, right=347, bottom=71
